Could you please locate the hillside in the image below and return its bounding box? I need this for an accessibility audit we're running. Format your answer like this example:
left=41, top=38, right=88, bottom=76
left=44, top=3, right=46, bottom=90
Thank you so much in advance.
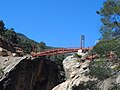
left=0, top=20, right=54, bottom=53
left=17, top=33, right=54, bottom=51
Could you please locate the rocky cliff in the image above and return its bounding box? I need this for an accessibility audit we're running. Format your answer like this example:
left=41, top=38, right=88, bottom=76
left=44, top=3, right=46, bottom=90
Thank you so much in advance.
left=52, top=54, right=120, bottom=90
left=0, top=57, right=60, bottom=90
left=52, top=55, right=91, bottom=90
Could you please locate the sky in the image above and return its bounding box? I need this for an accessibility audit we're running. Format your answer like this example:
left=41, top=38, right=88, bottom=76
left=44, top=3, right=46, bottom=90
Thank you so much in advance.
left=0, top=0, right=105, bottom=48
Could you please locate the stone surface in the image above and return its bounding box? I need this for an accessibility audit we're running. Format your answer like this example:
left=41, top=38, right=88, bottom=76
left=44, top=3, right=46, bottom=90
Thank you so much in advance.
left=0, top=56, right=26, bottom=75
left=52, top=54, right=120, bottom=90
left=52, top=55, right=91, bottom=90
left=0, top=57, right=60, bottom=90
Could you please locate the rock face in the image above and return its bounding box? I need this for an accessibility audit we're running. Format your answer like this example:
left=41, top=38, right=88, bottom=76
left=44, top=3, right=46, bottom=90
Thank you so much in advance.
left=99, top=71, right=120, bottom=90
left=0, top=56, right=26, bottom=79
left=52, top=55, right=120, bottom=90
left=52, top=55, right=92, bottom=90
left=0, top=57, right=60, bottom=90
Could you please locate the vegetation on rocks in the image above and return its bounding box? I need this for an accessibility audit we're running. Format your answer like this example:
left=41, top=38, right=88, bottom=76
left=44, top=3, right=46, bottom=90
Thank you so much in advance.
left=92, top=0, right=120, bottom=78
left=74, top=53, right=82, bottom=58
left=109, top=83, right=120, bottom=90
left=72, top=81, right=99, bottom=90
left=89, top=59, right=112, bottom=80
left=93, top=38, right=120, bottom=58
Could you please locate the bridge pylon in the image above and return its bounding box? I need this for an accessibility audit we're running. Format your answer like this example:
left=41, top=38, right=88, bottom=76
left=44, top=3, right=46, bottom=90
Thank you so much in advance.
left=80, top=35, right=85, bottom=49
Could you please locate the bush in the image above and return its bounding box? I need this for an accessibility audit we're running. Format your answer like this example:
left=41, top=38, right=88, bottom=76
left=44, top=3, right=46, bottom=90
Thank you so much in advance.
left=109, top=83, right=120, bottom=90
left=93, top=38, right=120, bottom=58
left=89, top=60, right=112, bottom=80
left=72, top=81, right=99, bottom=90
left=74, top=53, right=82, bottom=58
left=93, top=39, right=115, bottom=57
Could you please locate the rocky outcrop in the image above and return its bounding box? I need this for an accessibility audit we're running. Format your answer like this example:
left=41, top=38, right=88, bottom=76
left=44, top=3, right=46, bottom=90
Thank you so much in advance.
left=52, top=54, right=120, bottom=90
left=52, top=55, right=92, bottom=90
left=0, top=38, right=15, bottom=53
left=0, top=57, right=60, bottom=90
left=99, top=71, right=120, bottom=90
left=0, top=56, right=26, bottom=79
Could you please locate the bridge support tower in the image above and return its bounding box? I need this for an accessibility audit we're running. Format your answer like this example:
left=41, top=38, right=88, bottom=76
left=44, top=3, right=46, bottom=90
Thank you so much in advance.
left=80, top=35, right=85, bottom=49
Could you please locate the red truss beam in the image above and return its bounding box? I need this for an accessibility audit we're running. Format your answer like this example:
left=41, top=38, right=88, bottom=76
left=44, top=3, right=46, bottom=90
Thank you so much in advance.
left=31, top=48, right=92, bottom=57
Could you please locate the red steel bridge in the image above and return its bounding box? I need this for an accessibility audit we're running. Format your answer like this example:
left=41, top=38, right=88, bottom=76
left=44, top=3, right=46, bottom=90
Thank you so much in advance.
left=32, top=35, right=94, bottom=59
left=31, top=47, right=92, bottom=57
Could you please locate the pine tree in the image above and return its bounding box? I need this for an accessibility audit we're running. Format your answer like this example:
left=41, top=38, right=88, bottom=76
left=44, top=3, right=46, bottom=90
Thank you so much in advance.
left=98, top=0, right=120, bottom=40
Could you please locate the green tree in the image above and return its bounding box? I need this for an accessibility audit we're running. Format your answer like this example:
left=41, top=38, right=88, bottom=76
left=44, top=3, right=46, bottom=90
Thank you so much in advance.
left=97, top=0, right=120, bottom=40
left=4, top=28, right=18, bottom=44
left=39, top=42, right=46, bottom=48
left=93, top=38, right=120, bottom=58
left=39, top=42, right=46, bottom=51
left=0, top=20, right=5, bottom=37
left=94, top=0, right=120, bottom=58
left=93, top=39, right=117, bottom=57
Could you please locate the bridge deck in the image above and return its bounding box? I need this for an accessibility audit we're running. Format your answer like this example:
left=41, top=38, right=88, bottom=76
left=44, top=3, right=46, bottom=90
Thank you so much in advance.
left=32, top=48, right=92, bottom=57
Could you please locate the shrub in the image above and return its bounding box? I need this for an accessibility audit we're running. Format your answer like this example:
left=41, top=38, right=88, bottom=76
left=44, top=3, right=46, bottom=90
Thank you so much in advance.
left=74, top=53, right=82, bottom=58
left=109, top=83, right=120, bottom=90
left=93, top=38, right=120, bottom=58
left=89, top=60, right=112, bottom=80
left=72, top=81, right=99, bottom=90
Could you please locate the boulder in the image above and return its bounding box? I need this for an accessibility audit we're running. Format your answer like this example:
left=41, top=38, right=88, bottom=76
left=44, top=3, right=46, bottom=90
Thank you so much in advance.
left=0, top=47, right=8, bottom=56
left=0, top=57, right=60, bottom=90
left=52, top=55, right=92, bottom=90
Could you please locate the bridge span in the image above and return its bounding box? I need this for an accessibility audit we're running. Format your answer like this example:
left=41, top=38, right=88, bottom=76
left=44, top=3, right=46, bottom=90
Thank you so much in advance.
left=31, top=48, right=92, bottom=57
